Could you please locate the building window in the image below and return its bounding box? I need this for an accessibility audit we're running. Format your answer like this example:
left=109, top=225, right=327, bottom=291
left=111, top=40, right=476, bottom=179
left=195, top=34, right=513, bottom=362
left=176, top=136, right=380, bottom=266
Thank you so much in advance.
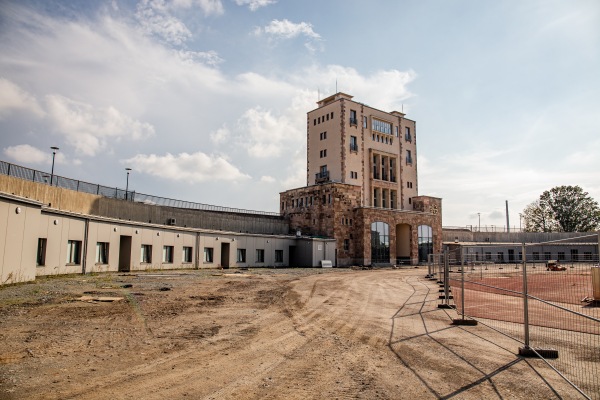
left=395, top=126, right=399, bottom=137
left=141, top=244, right=152, bottom=263
left=406, top=150, right=413, bottom=164
left=320, top=149, right=327, bottom=158
left=391, top=190, right=396, bottom=209
left=275, top=250, right=283, bottom=263
left=371, top=222, right=390, bottom=263
left=485, top=252, right=492, bottom=261
left=66, top=240, right=82, bottom=265
left=570, top=249, right=579, bottom=261
left=544, top=252, right=552, bottom=260
left=389, top=159, right=396, bottom=182
left=237, top=248, right=246, bottom=263
left=204, top=247, right=214, bottom=263
left=256, top=249, right=265, bottom=263
left=37, top=238, right=47, bottom=266
left=163, top=245, right=174, bottom=263
left=373, top=188, right=379, bottom=207
left=382, top=189, right=388, bottom=208
left=372, top=119, right=391, bottom=134
left=405, top=127, right=412, bottom=142
left=584, top=252, right=592, bottom=260
left=418, top=225, right=433, bottom=263
left=558, top=252, right=565, bottom=261
left=96, top=242, right=109, bottom=264
left=320, top=131, right=327, bottom=140
left=328, top=194, right=332, bottom=204
left=343, top=239, right=350, bottom=251
left=349, top=110, right=357, bottom=125
left=350, top=135, right=358, bottom=151
left=363, top=116, right=368, bottom=128
left=497, top=252, right=504, bottom=262
left=350, top=171, right=358, bottom=179
left=326, top=113, right=329, bottom=121
left=313, top=119, right=316, bottom=126
left=182, top=246, right=193, bottom=263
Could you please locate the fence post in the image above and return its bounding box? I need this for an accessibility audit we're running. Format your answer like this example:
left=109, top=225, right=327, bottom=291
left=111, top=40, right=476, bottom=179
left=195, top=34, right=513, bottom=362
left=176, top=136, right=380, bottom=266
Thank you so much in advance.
left=522, top=242, right=530, bottom=349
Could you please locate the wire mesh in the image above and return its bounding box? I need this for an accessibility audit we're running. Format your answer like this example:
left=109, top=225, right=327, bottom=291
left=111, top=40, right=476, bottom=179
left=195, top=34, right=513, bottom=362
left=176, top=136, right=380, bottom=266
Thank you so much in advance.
left=444, top=241, right=600, bottom=399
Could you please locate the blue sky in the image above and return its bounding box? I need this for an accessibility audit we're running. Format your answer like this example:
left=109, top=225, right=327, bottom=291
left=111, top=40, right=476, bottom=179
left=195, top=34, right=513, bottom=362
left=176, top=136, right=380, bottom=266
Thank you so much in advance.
left=1, top=0, right=599, bottom=227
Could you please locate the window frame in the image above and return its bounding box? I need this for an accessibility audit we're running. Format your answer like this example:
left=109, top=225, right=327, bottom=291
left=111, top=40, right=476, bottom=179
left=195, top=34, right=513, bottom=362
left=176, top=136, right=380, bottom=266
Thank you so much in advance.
left=141, top=244, right=152, bottom=263
left=37, top=238, right=47, bottom=266
left=256, top=249, right=265, bottom=263
left=163, top=245, right=174, bottom=264
left=66, top=240, right=82, bottom=265
left=182, top=246, right=193, bottom=263
left=95, top=242, right=109, bottom=265
left=204, top=247, right=214, bottom=263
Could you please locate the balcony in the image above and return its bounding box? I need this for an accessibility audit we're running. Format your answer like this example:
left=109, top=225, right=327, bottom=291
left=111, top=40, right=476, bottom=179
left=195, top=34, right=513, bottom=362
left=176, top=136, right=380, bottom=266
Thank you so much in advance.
left=349, top=143, right=359, bottom=152
left=405, top=133, right=412, bottom=142
left=315, top=171, right=330, bottom=183
left=406, top=157, right=413, bottom=165
left=349, top=117, right=358, bottom=126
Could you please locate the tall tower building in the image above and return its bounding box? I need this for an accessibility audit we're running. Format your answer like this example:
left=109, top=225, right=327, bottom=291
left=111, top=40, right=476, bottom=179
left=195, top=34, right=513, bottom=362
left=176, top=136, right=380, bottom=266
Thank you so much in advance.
left=281, top=93, right=441, bottom=267
left=307, top=92, right=417, bottom=209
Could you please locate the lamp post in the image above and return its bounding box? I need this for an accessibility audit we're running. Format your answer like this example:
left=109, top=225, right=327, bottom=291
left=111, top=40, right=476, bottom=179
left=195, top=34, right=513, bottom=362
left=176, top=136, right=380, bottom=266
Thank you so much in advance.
left=50, top=146, right=59, bottom=186
left=519, top=213, right=522, bottom=231
left=477, top=212, right=481, bottom=232
left=125, top=168, right=132, bottom=200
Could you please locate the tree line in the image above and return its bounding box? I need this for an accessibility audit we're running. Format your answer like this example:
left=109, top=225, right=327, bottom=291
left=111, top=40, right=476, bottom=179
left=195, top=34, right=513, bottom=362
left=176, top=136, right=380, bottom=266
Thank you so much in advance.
left=522, top=185, right=600, bottom=232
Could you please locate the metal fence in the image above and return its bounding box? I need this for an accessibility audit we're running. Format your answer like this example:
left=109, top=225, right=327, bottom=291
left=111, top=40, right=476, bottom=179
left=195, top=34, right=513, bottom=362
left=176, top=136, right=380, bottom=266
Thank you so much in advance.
left=433, top=236, right=600, bottom=399
left=0, top=160, right=280, bottom=216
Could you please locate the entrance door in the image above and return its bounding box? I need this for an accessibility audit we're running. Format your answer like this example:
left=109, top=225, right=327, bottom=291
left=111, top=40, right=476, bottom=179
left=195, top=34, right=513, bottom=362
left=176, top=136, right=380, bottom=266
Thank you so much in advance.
left=118, top=236, right=132, bottom=272
left=289, top=246, right=298, bottom=267
left=221, top=243, right=230, bottom=269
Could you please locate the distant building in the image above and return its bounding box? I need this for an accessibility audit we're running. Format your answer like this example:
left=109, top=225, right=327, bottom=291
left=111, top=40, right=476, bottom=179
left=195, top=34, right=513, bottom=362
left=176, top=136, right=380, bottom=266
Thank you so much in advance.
left=280, top=93, right=442, bottom=266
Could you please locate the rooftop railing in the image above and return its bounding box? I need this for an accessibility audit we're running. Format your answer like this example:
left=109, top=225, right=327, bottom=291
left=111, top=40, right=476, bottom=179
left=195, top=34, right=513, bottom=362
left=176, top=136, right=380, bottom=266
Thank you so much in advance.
left=0, top=160, right=280, bottom=217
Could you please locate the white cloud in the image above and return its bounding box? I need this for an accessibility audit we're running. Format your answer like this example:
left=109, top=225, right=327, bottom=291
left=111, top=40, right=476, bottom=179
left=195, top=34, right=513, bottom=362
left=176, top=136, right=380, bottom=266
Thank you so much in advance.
left=210, top=125, right=231, bottom=144
left=0, top=78, right=45, bottom=118
left=254, top=19, right=320, bottom=40
left=178, top=50, right=224, bottom=66
left=136, top=0, right=192, bottom=45
left=260, top=175, right=275, bottom=183
left=234, top=0, right=276, bottom=11
left=123, top=151, right=250, bottom=182
left=3, top=144, right=50, bottom=164
left=45, top=95, right=155, bottom=156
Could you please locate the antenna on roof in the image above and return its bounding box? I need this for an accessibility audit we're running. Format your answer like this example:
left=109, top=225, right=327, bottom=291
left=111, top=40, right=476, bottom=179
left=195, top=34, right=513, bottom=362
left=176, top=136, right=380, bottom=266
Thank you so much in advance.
left=318, top=87, right=320, bottom=101
left=335, top=79, right=338, bottom=93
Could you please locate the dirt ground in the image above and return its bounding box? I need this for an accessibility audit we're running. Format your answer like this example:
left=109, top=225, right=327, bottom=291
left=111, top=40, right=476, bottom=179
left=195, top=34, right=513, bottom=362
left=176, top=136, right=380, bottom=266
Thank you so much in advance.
left=0, top=268, right=584, bottom=399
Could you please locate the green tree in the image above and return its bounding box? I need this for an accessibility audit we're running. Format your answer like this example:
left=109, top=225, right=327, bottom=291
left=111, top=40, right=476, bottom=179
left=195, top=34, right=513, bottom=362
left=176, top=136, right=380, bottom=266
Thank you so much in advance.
left=522, top=185, right=600, bottom=232
left=522, top=199, right=558, bottom=232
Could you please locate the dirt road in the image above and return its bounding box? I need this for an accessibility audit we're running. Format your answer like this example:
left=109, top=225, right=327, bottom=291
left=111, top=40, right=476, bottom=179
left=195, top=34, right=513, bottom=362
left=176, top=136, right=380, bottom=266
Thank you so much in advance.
left=0, top=268, right=580, bottom=399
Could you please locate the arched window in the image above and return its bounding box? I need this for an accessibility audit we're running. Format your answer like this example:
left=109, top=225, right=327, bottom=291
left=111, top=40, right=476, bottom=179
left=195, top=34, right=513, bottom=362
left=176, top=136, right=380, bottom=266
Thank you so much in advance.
left=418, top=225, right=433, bottom=262
left=371, top=221, right=390, bottom=263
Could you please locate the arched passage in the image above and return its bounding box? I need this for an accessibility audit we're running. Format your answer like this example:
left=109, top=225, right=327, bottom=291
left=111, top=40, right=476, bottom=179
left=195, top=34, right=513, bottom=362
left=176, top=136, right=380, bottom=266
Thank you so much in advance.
left=395, top=223, right=411, bottom=263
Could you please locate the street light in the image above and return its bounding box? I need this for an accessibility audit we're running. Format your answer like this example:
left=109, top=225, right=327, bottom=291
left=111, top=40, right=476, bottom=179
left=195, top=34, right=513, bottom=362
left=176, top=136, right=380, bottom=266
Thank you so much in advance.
left=50, top=146, right=59, bottom=186
left=477, top=212, right=481, bottom=232
left=519, top=213, right=522, bottom=231
left=125, top=168, right=132, bottom=200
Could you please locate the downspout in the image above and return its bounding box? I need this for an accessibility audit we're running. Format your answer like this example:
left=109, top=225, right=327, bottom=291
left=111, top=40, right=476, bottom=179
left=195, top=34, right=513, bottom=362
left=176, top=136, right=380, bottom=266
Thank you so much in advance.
left=82, top=218, right=90, bottom=274
left=195, top=231, right=200, bottom=269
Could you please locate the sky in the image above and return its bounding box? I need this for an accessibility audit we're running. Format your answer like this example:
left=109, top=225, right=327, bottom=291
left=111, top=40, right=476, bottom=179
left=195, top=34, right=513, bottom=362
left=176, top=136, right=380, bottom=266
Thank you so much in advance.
left=1, top=0, right=599, bottom=228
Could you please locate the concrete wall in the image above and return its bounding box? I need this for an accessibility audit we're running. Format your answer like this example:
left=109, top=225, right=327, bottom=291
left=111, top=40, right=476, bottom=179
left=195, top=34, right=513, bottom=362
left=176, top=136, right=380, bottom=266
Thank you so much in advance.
left=443, top=230, right=599, bottom=244
left=0, top=174, right=289, bottom=235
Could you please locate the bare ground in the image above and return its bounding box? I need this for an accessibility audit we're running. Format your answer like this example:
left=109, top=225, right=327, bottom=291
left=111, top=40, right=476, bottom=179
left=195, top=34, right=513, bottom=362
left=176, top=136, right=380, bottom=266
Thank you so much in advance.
left=0, top=268, right=583, bottom=399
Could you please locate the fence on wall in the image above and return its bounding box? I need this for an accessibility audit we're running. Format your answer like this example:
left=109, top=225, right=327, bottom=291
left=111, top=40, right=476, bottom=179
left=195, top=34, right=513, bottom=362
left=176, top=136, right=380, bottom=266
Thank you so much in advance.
left=0, top=160, right=280, bottom=217
left=431, top=236, right=600, bottom=399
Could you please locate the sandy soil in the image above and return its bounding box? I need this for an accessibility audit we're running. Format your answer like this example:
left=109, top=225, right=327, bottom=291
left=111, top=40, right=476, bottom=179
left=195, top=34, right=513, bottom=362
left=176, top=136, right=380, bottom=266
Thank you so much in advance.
left=0, top=268, right=583, bottom=399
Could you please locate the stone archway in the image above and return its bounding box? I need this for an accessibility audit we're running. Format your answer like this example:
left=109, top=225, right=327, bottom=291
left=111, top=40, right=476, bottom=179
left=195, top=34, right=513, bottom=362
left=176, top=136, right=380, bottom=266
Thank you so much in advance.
left=395, top=223, right=411, bottom=264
